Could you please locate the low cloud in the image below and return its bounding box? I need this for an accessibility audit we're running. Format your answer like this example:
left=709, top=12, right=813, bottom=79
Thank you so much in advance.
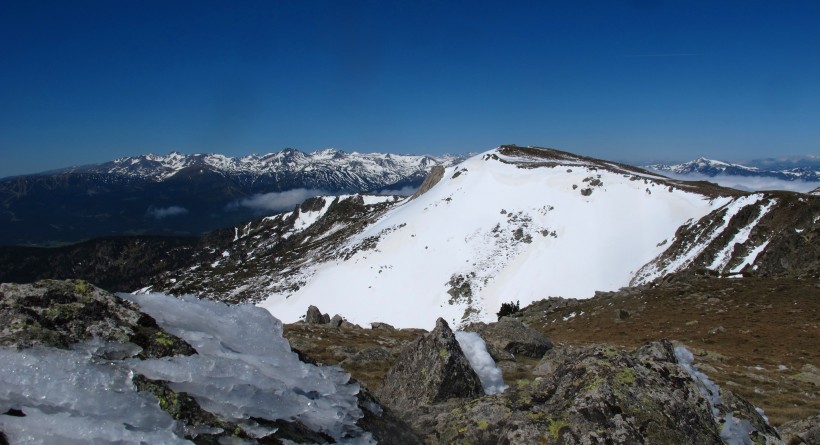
left=661, top=172, right=820, bottom=193
left=236, top=189, right=327, bottom=212
left=147, top=205, right=189, bottom=219
left=376, top=185, right=418, bottom=196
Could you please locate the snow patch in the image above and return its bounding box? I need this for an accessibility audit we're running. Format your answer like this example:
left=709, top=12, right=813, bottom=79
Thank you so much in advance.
left=708, top=199, right=776, bottom=271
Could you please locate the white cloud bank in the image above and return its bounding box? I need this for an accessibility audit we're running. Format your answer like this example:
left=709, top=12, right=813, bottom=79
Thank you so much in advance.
left=147, top=206, right=189, bottom=219
left=376, top=185, right=418, bottom=196
left=659, top=172, right=820, bottom=193
left=237, top=188, right=327, bottom=211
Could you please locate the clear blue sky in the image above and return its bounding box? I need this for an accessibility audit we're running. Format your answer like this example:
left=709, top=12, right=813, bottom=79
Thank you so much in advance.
left=1, top=0, right=818, bottom=177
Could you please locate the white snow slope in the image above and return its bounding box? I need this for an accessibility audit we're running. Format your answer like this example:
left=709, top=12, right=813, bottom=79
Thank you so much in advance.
left=258, top=147, right=731, bottom=329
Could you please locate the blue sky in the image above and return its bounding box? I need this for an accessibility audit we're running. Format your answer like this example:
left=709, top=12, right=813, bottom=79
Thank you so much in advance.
left=1, top=0, right=818, bottom=178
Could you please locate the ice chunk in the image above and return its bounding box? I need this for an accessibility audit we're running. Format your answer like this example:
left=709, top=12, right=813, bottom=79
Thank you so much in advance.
left=122, top=293, right=371, bottom=442
left=0, top=347, right=189, bottom=444
left=455, top=331, right=508, bottom=394
left=674, top=346, right=722, bottom=415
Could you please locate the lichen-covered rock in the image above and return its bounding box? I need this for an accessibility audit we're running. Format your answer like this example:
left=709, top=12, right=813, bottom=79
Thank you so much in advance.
left=379, top=318, right=483, bottom=413
left=0, top=280, right=193, bottom=358
left=417, top=340, right=781, bottom=445
left=465, top=318, right=553, bottom=358
left=355, top=385, right=426, bottom=445
left=778, top=414, right=820, bottom=445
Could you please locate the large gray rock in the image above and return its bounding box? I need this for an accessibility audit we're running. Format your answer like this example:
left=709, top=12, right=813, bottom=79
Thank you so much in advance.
left=779, top=414, right=820, bottom=445
left=328, top=314, right=343, bottom=327
left=413, top=340, right=782, bottom=445
left=379, top=318, right=483, bottom=412
left=304, top=305, right=329, bottom=324
left=466, top=318, right=553, bottom=358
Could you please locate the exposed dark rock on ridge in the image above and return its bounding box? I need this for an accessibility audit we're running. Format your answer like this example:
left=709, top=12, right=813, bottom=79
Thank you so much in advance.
left=410, top=165, right=445, bottom=200
left=304, top=304, right=330, bottom=324
left=633, top=192, right=820, bottom=283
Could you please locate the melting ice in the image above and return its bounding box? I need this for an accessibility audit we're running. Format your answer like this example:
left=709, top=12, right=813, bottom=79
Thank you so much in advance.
left=455, top=331, right=508, bottom=395
left=0, top=292, right=375, bottom=444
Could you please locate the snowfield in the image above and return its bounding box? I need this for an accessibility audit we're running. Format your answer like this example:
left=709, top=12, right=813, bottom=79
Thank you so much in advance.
left=258, top=148, right=730, bottom=329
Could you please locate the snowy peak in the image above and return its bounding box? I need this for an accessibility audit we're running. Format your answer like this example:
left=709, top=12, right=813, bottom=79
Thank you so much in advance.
left=150, top=145, right=749, bottom=328
left=62, top=148, right=460, bottom=183
left=646, top=157, right=820, bottom=183
left=648, top=157, right=759, bottom=175
left=0, top=147, right=462, bottom=246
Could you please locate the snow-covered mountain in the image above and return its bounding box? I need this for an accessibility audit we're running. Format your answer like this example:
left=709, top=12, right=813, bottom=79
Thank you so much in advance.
left=645, top=157, right=820, bottom=193
left=646, top=157, right=820, bottom=180
left=0, top=148, right=459, bottom=246
left=61, top=148, right=458, bottom=190
left=141, top=146, right=819, bottom=329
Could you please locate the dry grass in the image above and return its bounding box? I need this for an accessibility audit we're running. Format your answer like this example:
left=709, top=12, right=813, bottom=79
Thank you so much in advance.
left=525, top=276, right=820, bottom=426
left=283, top=323, right=423, bottom=391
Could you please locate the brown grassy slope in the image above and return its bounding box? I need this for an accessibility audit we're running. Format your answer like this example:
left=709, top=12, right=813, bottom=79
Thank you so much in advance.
left=282, top=275, right=818, bottom=427
left=520, top=276, right=819, bottom=427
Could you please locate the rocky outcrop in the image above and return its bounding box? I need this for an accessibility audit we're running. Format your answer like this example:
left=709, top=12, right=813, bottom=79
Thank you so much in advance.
left=379, top=318, right=483, bottom=412
left=465, top=318, right=554, bottom=358
left=408, top=340, right=781, bottom=445
left=355, top=386, right=426, bottom=445
left=778, top=414, right=820, bottom=445
left=370, top=321, right=396, bottom=331
left=409, top=165, right=445, bottom=200
left=304, top=305, right=332, bottom=324
left=0, top=280, right=425, bottom=444
left=0, top=280, right=193, bottom=358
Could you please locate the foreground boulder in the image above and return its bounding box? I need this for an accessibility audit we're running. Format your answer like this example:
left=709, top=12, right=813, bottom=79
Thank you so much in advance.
left=379, top=318, right=484, bottom=413
left=0, top=280, right=193, bottom=358
left=410, top=340, right=782, bottom=445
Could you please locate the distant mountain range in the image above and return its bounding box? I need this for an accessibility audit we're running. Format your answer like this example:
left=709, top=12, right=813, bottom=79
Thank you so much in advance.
left=645, top=158, right=820, bottom=182
left=0, top=149, right=459, bottom=246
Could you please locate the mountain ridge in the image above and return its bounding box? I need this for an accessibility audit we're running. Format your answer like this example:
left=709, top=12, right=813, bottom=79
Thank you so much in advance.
left=133, top=146, right=817, bottom=329
left=0, top=148, right=460, bottom=246
left=2, top=145, right=816, bottom=329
